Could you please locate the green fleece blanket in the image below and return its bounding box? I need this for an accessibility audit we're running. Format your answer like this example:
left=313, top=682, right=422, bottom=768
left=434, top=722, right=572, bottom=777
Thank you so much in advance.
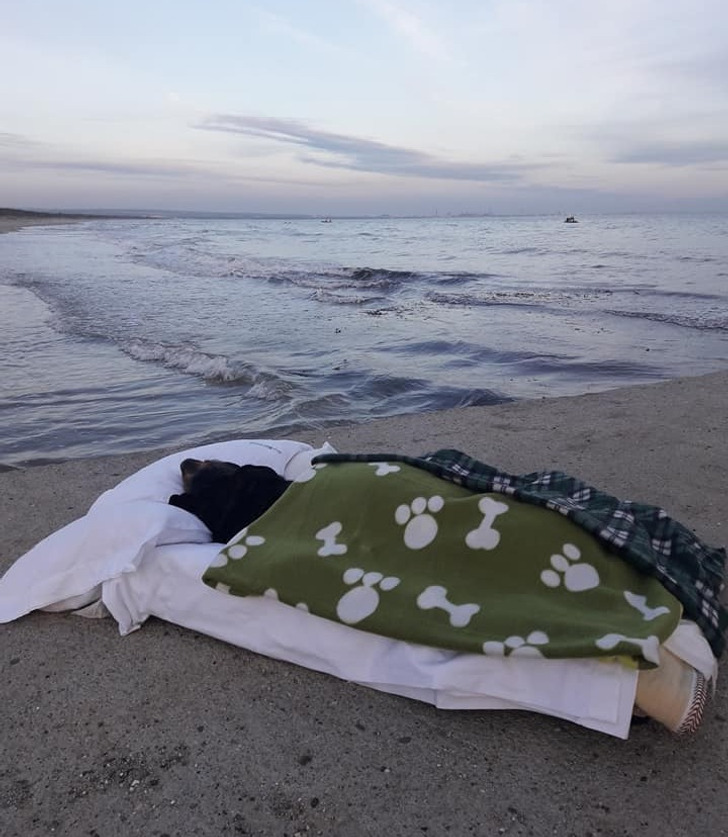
left=202, top=461, right=681, bottom=666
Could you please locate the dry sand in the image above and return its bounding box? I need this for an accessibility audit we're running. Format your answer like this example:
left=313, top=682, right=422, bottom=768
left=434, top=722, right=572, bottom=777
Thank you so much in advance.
left=1, top=371, right=727, bottom=835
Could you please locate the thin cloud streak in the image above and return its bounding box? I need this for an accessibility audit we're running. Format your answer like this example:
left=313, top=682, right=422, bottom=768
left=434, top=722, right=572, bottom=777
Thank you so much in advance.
left=359, top=0, right=452, bottom=62
left=0, top=132, right=38, bottom=148
left=612, top=140, right=728, bottom=167
left=1, top=151, right=360, bottom=190
left=198, top=115, right=536, bottom=183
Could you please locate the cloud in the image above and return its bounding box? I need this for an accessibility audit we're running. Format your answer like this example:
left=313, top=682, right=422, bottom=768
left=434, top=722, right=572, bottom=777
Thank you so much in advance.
left=255, top=9, right=345, bottom=56
left=612, top=140, right=728, bottom=167
left=198, top=114, right=535, bottom=183
left=359, top=0, right=451, bottom=62
left=0, top=148, right=363, bottom=191
left=0, top=132, right=38, bottom=148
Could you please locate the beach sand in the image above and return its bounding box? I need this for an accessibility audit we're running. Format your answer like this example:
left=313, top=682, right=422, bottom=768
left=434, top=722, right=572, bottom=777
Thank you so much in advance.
left=1, top=373, right=727, bottom=835
left=0, top=214, right=85, bottom=235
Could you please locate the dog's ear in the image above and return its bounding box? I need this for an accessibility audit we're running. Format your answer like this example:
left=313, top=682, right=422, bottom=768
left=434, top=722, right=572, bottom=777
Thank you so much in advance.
left=169, top=493, right=194, bottom=511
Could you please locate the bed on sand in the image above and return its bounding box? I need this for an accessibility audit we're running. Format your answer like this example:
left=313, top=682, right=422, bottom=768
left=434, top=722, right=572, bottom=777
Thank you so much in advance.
left=1, top=439, right=724, bottom=740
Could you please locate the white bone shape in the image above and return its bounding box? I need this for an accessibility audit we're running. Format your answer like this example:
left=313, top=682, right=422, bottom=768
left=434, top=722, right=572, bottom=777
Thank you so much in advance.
left=417, top=585, right=481, bottom=627
left=465, top=496, right=510, bottom=550
left=595, top=632, right=661, bottom=665
left=316, top=521, right=347, bottom=557
left=368, top=462, right=401, bottom=476
left=623, top=591, right=671, bottom=621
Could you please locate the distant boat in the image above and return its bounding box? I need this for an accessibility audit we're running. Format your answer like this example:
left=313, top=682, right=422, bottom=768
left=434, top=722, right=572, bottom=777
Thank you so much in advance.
left=321, top=218, right=332, bottom=223
left=564, top=215, right=578, bottom=223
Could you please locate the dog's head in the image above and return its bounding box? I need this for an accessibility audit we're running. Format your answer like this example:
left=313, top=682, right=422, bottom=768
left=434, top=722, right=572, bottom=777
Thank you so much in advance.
left=169, top=458, right=290, bottom=543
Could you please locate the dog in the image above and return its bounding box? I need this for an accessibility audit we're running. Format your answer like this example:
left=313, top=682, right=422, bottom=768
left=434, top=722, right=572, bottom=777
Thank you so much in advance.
left=169, top=458, right=291, bottom=543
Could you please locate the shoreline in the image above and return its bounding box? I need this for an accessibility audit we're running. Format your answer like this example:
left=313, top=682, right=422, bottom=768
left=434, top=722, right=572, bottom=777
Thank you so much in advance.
left=0, top=209, right=129, bottom=235
left=3, top=368, right=727, bottom=557
left=1, top=369, right=727, bottom=834
left=0, top=216, right=84, bottom=234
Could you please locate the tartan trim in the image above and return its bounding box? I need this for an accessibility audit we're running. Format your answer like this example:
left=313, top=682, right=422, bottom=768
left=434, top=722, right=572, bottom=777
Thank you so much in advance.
left=314, top=449, right=728, bottom=657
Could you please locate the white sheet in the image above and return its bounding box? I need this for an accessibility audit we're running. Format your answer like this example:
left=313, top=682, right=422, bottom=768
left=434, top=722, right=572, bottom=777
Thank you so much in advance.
left=101, top=542, right=639, bottom=738
left=5, top=435, right=683, bottom=739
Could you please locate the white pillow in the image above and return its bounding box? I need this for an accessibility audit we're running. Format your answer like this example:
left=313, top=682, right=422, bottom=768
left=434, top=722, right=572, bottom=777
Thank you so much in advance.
left=283, top=441, right=337, bottom=482
left=90, top=438, right=314, bottom=510
left=0, top=438, right=336, bottom=621
left=0, top=501, right=209, bottom=622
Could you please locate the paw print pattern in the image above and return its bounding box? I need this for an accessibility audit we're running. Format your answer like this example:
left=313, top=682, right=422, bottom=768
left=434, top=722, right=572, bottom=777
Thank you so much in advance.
left=368, top=462, right=401, bottom=476
left=336, top=568, right=401, bottom=625
left=395, top=496, right=444, bottom=549
left=482, top=631, right=549, bottom=658
left=540, top=543, right=600, bottom=592
left=209, top=529, right=265, bottom=567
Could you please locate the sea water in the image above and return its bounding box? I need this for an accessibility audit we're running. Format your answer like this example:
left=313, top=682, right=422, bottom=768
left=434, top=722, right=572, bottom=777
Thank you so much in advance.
left=1, top=214, right=726, bottom=466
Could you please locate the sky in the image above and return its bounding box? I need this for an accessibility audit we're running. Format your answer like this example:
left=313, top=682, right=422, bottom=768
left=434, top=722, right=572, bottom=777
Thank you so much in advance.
left=2, top=0, right=727, bottom=216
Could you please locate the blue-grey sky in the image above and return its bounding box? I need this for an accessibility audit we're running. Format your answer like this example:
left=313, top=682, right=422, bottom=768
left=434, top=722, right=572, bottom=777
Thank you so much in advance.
left=2, top=0, right=727, bottom=215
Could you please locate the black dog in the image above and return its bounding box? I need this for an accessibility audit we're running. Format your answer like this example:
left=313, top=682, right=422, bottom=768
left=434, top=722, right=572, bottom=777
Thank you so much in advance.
left=169, top=458, right=290, bottom=543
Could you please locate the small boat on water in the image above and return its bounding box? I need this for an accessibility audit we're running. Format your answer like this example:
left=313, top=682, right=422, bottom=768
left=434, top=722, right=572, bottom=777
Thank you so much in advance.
left=564, top=215, right=578, bottom=223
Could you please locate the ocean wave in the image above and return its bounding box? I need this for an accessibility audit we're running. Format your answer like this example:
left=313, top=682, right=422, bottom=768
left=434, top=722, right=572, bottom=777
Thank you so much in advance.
left=425, top=290, right=554, bottom=308
left=310, top=288, right=386, bottom=305
left=120, top=338, right=300, bottom=399
left=676, top=255, right=718, bottom=263
left=430, top=271, right=498, bottom=285
left=281, top=376, right=507, bottom=423
left=606, top=309, right=728, bottom=332
left=645, top=289, right=725, bottom=301
left=499, top=247, right=549, bottom=255
left=121, top=339, right=241, bottom=381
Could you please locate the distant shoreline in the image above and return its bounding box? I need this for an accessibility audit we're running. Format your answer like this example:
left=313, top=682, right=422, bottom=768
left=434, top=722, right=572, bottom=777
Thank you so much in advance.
left=0, top=208, right=123, bottom=235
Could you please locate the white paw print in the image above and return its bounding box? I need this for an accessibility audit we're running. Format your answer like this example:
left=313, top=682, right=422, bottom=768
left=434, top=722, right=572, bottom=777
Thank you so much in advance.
left=395, top=496, right=444, bottom=549
left=336, top=568, right=401, bottom=624
left=540, top=543, right=600, bottom=592
left=208, top=529, right=265, bottom=567
left=482, top=630, right=549, bottom=658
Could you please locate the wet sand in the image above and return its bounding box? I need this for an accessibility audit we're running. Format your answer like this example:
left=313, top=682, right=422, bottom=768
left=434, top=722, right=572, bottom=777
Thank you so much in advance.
left=0, top=213, right=84, bottom=234
left=1, top=372, right=727, bottom=835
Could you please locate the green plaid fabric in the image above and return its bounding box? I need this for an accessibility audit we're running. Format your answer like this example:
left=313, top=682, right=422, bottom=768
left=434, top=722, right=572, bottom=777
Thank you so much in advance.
left=315, top=449, right=728, bottom=657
